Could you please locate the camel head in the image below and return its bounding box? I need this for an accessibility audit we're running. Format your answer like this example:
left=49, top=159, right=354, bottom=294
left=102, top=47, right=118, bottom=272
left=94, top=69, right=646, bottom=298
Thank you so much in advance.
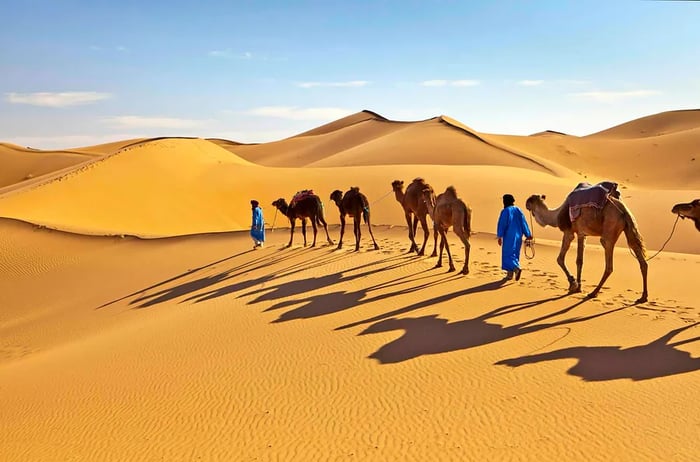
left=672, top=199, right=700, bottom=231
left=525, top=194, right=546, bottom=212
left=329, top=190, right=343, bottom=204
left=391, top=180, right=404, bottom=193
left=672, top=199, right=700, bottom=219
left=271, top=198, right=288, bottom=210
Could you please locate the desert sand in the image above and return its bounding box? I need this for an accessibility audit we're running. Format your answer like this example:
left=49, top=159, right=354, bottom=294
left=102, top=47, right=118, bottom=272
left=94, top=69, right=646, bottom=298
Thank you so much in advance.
left=1, top=110, right=699, bottom=461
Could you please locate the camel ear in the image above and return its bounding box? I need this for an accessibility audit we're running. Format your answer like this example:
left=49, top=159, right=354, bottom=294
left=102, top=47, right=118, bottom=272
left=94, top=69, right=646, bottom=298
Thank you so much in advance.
left=541, top=194, right=546, bottom=200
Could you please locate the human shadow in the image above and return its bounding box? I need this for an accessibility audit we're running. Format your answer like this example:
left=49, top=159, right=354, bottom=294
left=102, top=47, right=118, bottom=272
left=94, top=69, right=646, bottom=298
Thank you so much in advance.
left=496, top=322, right=700, bottom=381
left=360, top=297, right=622, bottom=364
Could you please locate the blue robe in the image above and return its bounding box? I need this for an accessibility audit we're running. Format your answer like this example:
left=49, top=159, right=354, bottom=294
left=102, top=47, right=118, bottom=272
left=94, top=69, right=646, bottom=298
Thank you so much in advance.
left=250, top=206, right=265, bottom=243
left=497, top=206, right=532, bottom=271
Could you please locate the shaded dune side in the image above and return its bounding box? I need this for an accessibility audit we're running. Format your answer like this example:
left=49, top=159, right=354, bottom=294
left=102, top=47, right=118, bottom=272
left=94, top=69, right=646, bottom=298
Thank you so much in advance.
left=488, top=127, right=700, bottom=189
left=232, top=113, right=571, bottom=177
left=228, top=117, right=411, bottom=167
left=586, top=109, right=700, bottom=139
left=0, top=138, right=258, bottom=236
left=307, top=117, right=570, bottom=176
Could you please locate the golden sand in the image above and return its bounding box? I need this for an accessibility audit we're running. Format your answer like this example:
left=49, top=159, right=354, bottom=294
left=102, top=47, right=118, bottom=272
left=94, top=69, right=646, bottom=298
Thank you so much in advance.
left=1, top=110, right=698, bottom=460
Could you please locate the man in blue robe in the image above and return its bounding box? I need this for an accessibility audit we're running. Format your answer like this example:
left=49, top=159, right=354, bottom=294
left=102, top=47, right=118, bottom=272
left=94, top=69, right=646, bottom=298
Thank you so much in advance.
left=250, top=200, right=265, bottom=249
left=497, top=194, right=532, bottom=280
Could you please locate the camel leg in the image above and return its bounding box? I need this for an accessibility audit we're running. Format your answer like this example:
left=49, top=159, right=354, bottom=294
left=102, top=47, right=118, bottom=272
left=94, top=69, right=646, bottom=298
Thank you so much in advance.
left=417, top=216, right=430, bottom=256
left=319, top=215, right=334, bottom=245
left=353, top=216, right=361, bottom=252
left=429, top=224, right=438, bottom=258
left=623, top=223, right=649, bottom=303
left=630, top=243, right=649, bottom=303
left=366, top=218, right=380, bottom=250
left=575, top=235, right=585, bottom=289
left=443, top=230, right=456, bottom=272
left=310, top=217, right=318, bottom=247
left=301, top=218, right=308, bottom=247
left=405, top=212, right=417, bottom=253
left=588, top=236, right=615, bottom=299
left=557, top=231, right=579, bottom=293
left=287, top=218, right=296, bottom=248
left=434, top=231, right=444, bottom=268
left=456, top=229, right=471, bottom=275
left=337, top=215, right=346, bottom=249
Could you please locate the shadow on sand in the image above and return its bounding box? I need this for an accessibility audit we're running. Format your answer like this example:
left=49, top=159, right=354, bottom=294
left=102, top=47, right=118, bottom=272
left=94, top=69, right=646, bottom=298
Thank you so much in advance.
left=496, top=322, right=700, bottom=381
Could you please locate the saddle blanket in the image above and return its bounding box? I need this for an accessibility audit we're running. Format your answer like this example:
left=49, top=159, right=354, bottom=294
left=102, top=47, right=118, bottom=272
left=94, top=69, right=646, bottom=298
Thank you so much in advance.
left=568, top=181, right=618, bottom=222
left=290, top=189, right=315, bottom=207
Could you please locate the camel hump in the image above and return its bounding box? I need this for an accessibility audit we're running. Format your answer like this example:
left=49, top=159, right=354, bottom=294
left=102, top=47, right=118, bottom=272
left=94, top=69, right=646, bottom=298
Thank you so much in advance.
left=444, top=186, right=458, bottom=199
left=412, top=177, right=426, bottom=185
left=350, top=186, right=360, bottom=193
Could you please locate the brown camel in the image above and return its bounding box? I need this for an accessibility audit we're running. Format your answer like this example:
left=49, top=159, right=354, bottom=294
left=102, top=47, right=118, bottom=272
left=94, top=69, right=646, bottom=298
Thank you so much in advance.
left=525, top=193, right=648, bottom=303
left=672, top=199, right=700, bottom=232
left=391, top=178, right=437, bottom=256
left=421, top=186, right=472, bottom=274
left=329, top=187, right=380, bottom=251
left=271, top=193, right=334, bottom=248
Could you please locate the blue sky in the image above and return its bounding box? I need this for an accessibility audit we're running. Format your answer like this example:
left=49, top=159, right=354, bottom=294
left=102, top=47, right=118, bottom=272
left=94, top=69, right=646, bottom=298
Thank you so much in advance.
left=2, top=0, right=699, bottom=148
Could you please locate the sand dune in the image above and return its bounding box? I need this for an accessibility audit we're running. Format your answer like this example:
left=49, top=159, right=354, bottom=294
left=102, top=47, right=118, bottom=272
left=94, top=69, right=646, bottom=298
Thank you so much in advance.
left=587, top=109, right=700, bottom=138
left=1, top=109, right=699, bottom=460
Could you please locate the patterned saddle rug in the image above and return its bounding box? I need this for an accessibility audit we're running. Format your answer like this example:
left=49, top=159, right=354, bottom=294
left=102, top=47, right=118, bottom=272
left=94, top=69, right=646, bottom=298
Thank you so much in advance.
left=568, top=181, right=619, bottom=222
left=290, top=189, right=316, bottom=207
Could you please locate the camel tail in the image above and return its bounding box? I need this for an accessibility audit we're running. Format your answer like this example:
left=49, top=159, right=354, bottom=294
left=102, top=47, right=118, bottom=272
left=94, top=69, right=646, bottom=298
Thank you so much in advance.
left=463, top=202, right=473, bottom=236
left=361, top=194, right=371, bottom=223
left=618, top=199, right=647, bottom=258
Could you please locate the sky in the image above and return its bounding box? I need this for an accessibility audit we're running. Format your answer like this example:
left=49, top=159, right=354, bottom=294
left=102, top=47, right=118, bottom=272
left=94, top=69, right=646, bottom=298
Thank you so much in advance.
left=2, top=0, right=699, bottom=149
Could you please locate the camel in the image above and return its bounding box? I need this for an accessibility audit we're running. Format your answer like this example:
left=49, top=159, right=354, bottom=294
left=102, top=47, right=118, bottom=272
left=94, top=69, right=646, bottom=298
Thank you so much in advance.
left=329, top=187, right=380, bottom=251
left=672, top=199, right=700, bottom=232
left=525, top=193, right=648, bottom=303
left=391, top=178, right=437, bottom=256
left=271, top=193, right=334, bottom=248
left=421, top=186, right=472, bottom=274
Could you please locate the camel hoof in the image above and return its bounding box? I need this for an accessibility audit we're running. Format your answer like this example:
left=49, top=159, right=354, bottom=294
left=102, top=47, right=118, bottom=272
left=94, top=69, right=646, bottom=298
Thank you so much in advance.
left=430, top=252, right=437, bottom=258
left=434, top=263, right=442, bottom=269
left=461, top=269, right=469, bottom=275
left=636, top=296, right=648, bottom=304
left=585, top=292, right=598, bottom=299
left=336, top=244, right=342, bottom=250
left=373, top=244, right=380, bottom=250
left=447, top=267, right=456, bottom=273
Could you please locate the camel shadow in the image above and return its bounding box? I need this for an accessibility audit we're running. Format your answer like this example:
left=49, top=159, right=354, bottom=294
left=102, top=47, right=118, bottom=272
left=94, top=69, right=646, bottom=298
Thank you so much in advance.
left=360, top=297, right=620, bottom=364
left=96, top=248, right=257, bottom=309
left=335, top=278, right=512, bottom=331
left=194, top=253, right=416, bottom=306
left=496, top=322, right=700, bottom=381
left=263, top=271, right=459, bottom=323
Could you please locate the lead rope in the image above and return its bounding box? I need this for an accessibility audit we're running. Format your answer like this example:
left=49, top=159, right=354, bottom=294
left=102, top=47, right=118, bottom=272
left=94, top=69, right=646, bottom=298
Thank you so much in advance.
left=524, top=210, right=536, bottom=260
left=370, top=189, right=394, bottom=206
left=638, top=214, right=680, bottom=262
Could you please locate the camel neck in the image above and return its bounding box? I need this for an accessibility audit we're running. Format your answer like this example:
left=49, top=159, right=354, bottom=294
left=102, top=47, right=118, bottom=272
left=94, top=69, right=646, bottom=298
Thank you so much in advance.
left=533, top=201, right=563, bottom=227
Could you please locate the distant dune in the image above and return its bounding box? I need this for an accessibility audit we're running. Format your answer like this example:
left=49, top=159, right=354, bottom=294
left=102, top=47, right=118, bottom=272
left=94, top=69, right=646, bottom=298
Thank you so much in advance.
left=586, top=109, right=700, bottom=138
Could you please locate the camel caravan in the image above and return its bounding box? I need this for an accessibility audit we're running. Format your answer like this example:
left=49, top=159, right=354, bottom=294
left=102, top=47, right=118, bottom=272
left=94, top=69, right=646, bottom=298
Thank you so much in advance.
left=269, top=178, right=696, bottom=304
